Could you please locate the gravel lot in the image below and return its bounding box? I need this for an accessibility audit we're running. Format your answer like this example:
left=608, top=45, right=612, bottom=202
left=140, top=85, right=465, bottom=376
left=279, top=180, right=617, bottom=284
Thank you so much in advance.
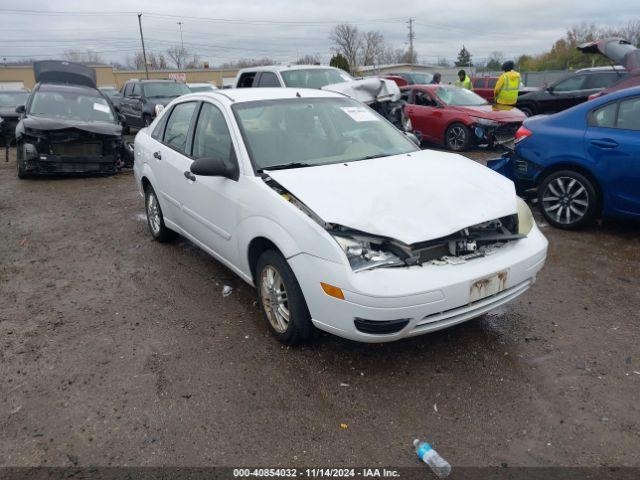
left=1, top=145, right=639, bottom=468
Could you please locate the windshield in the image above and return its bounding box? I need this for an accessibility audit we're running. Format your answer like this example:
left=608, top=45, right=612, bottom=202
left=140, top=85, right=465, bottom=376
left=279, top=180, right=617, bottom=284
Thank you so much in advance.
left=281, top=69, right=354, bottom=89
left=233, top=97, right=418, bottom=172
left=435, top=86, right=488, bottom=106
left=143, top=82, right=191, bottom=98
left=0, top=92, right=29, bottom=107
left=409, top=73, right=433, bottom=84
left=99, top=88, right=119, bottom=98
left=29, top=89, right=115, bottom=123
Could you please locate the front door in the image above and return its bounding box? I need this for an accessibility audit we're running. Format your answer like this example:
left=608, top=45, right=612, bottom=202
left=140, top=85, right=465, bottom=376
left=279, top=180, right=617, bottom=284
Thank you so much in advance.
left=179, top=101, right=242, bottom=264
left=585, top=96, right=640, bottom=217
left=405, top=89, right=444, bottom=144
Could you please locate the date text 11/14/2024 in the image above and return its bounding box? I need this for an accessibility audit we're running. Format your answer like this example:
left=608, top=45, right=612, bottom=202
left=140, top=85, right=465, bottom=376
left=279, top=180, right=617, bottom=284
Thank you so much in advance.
left=233, top=468, right=401, bottom=478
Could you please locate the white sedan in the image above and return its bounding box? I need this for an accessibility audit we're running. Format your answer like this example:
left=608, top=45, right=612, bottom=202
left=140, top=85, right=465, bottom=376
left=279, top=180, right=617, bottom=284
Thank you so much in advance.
left=133, top=88, right=548, bottom=345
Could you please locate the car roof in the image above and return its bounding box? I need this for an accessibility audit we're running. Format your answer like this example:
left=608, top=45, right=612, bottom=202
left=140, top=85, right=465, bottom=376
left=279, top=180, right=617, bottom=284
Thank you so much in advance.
left=237, top=65, right=338, bottom=74
left=575, top=66, right=625, bottom=73
left=175, top=87, right=346, bottom=105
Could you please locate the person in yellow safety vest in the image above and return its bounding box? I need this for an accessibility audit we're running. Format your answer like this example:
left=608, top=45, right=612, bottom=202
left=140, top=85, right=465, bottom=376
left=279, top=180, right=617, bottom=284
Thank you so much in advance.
left=455, top=69, right=472, bottom=90
left=494, top=60, right=521, bottom=105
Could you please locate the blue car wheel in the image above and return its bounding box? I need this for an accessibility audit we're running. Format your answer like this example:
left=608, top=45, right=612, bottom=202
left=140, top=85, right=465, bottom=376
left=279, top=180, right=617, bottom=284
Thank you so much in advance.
left=538, top=170, right=598, bottom=229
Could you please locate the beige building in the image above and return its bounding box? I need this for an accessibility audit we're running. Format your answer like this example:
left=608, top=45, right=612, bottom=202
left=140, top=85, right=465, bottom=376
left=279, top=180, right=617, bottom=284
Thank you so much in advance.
left=0, top=64, right=239, bottom=90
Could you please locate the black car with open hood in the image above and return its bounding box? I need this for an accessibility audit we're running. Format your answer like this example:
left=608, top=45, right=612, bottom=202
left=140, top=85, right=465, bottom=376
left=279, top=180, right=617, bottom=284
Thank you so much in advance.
left=15, top=60, right=132, bottom=178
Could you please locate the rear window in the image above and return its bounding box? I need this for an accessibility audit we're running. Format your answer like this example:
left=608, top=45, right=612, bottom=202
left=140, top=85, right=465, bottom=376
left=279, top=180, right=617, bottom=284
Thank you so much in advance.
left=143, top=82, right=190, bottom=98
left=280, top=69, right=353, bottom=89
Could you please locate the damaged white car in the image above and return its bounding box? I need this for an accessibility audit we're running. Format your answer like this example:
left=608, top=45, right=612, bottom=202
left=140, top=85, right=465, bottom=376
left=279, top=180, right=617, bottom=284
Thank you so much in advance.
left=133, top=88, right=548, bottom=345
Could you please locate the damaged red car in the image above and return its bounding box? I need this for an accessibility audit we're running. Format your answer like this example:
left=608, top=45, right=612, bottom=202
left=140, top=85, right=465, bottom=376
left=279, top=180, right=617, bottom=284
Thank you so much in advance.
left=401, top=85, right=526, bottom=151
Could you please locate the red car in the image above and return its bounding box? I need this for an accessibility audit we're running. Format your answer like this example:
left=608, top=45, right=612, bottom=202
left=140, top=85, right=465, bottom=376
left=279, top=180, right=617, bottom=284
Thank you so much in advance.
left=472, top=76, right=539, bottom=103
left=401, top=85, right=527, bottom=151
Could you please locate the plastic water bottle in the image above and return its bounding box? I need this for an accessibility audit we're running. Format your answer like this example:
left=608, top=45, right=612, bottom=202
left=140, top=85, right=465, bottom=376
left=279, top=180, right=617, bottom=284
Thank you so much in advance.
left=413, top=439, right=451, bottom=478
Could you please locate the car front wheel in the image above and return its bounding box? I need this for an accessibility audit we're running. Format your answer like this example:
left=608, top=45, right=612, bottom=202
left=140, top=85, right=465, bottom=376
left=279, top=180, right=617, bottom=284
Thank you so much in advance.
left=538, top=170, right=598, bottom=229
left=16, top=143, right=29, bottom=179
left=144, top=185, right=176, bottom=242
left=256, top=250, right=313, bottom=345
left=445, top=123, right=471, bottom=151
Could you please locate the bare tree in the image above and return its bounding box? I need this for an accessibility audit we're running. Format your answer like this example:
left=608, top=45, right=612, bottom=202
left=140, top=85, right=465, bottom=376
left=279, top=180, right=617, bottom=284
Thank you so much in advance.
left=378, top=46, right=405, bottom=65
left=219, top=58, right=279, bottom=69
left=613, top=20, right=640, bottom=47
left=166, top=46, right=189, bottom=69
left=63, top=49, right=105, bottom=64
left=294, top=54, right=322, bottom=65
left=330, top=23, right=362, bottom=70
left=360, top=30, right=385, bottom=66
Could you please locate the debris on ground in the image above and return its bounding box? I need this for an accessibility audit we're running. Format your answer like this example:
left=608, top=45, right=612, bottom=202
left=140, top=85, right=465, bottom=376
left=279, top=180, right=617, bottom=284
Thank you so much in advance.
left=222, top=285, right=233, bottom=297
left=414, top=439, right=451, bottom=478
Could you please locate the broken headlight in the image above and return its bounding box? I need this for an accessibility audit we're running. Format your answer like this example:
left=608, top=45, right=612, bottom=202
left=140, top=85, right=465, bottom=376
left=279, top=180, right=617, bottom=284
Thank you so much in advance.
left=333, top=235, right=404, bottom=273
left=470, top=116, right=499, bottom=127
left=517, top=197, right=534, bottom=235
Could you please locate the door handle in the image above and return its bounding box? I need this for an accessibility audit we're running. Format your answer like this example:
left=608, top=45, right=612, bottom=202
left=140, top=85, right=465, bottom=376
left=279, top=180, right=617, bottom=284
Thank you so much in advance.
left=184, top=171, right=196, bottom=181
left=153, top=151, right=161, bottom=160
left=590, top=138, right=618, bottom=149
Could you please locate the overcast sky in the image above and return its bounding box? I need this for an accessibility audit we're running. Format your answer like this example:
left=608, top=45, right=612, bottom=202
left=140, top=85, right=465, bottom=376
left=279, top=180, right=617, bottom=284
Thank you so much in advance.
left=0, top=1, right=638, bottom=67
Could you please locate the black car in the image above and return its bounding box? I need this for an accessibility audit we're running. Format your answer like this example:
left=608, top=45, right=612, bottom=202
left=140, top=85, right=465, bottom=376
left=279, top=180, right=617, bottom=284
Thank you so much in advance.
left=15, top=60, right=131, bottom=178
left=98, top=86, right=122, bottom=110
left=0, top=89, right=30, bottom=160
left=516, top=67, right=628, bottom=116
left=118, top=79, right=190, bottom=130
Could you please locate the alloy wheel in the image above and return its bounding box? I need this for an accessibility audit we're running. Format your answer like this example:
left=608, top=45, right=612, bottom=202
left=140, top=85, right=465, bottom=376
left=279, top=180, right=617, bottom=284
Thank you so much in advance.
left=447, top=125, right=467, bottom=149
left=541, top=176, right=589, bottom=226
left=259, top=265, right=290, bottom=333
left=146, top=191, right=161, bottom=235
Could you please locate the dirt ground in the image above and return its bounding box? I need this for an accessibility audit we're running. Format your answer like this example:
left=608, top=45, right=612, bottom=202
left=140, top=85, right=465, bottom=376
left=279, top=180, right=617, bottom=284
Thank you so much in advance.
left=1, top=145, right=639, bottom=469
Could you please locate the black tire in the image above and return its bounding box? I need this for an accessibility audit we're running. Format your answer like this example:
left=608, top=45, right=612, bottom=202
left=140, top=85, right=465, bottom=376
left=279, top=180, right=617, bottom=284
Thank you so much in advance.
left=255, top=249, right=314, bottom=345
left=144, top=184, right=176, bottom=242
left=519, top=105, right=534, bottom=117
left=445, top=122, right=471, bottom=151
left=16, top=143, right=29, bottom=179
left=538, top=170, right=598, bottom=229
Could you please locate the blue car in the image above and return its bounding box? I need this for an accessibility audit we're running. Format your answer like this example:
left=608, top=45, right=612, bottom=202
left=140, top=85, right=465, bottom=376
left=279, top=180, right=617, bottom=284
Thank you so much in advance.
left=488, top=86, right=640, bottom=229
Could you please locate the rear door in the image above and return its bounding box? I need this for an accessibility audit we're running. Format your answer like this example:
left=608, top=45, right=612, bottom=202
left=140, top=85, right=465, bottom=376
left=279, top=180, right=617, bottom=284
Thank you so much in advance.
left=585, top=96, right=640, bottom=217
left=128, top=83, right=144, bottom=127
left=119, top=82, right=133, bottom=119
left=153, top=101, right=199, bottom=226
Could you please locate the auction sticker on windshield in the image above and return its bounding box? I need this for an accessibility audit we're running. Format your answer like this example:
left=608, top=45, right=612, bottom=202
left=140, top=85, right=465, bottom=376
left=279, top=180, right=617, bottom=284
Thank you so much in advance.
left=93, top=103, right=110, bottom=113
left=341, top=106, right=379, bottom=122
left=469, top=271, right=508, bottom=303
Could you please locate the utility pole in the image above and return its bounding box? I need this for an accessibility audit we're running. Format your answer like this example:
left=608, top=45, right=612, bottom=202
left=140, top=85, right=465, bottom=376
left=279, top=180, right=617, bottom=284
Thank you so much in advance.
left=138, top=13, right=149, bottom=79
left=177, top=21, right=184, bottom=51
left=407, top=18, right=415, bottom=65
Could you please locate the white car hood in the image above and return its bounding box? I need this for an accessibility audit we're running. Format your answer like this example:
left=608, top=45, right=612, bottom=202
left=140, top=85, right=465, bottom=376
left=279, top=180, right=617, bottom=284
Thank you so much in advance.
left=266, top=150, right=517, bottom=245
left=321, top=77, right=401, bottom=104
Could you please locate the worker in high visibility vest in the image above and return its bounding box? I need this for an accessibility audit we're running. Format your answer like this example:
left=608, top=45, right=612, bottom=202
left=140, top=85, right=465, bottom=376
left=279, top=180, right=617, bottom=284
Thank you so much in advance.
left=494, top=60, right=521, bottom=105
left=455, top=69, right=472, bottom=90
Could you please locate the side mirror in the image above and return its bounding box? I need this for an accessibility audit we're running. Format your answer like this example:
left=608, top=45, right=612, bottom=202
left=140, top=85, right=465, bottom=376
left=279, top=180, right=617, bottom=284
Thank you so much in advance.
left=546, top=85, right=554, bottom=93
left=191, top=157, right=238, bottom=180
left=15, top=105, right=26, bottom=114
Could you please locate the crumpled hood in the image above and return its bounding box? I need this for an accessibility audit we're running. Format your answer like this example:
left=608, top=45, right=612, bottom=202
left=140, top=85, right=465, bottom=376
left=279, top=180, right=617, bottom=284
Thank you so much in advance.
left=450, top=104, right=526, bottom=122
left=266, top=150, right=517, bottom=245
left=22, top=116, right=122, bottom=136
left=321, top=77, right=401, bottom=104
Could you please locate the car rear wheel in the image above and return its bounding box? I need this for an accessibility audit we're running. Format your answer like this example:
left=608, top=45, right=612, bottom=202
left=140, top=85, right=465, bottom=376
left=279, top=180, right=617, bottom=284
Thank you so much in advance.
left=445, top=123, right=471, bottom=151
left=538, top=170, right=598, bottom=229
left=256, top=250, right=313, bottom=345
left=144, top=185, right=176, bottom=242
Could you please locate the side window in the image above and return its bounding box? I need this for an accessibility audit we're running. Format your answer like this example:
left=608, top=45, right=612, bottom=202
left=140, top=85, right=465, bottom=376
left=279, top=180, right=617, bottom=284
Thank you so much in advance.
left=590, top=102, right=618, bottom=128
left=415, top=91, right=436, bottom=107
left=237, top=72, right=257, bottom=88
left=123, top=83, right=133, bottom=97
left=132, top=83, right=142, bottom=96
left=487, top=78, right=498, bottom=88
left=585, top=72, right=623, bottom=89
left=163, top=102, right=197, bottom=153
left=553, top=75, right=586, bottom=92
left=192, top=103, right=235, bottom=164
left=472, top=78, right=484, bottom=88
left=151, top=108, right=170, bottom=140
left=256, top=72, right=280, bottom=87
left=616, top=97, right=640, bottom=131
left=400, top=89, right=412, bottom=103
